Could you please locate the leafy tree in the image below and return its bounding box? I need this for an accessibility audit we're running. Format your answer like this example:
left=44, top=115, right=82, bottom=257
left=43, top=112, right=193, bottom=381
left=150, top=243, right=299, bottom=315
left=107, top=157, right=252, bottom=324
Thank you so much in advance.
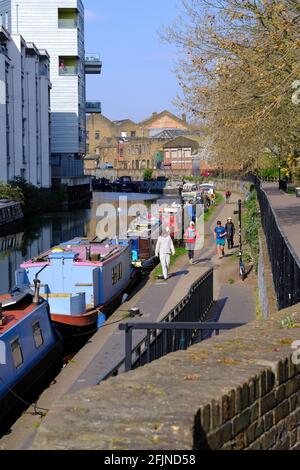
left=163, top=0, right=300, bottom=172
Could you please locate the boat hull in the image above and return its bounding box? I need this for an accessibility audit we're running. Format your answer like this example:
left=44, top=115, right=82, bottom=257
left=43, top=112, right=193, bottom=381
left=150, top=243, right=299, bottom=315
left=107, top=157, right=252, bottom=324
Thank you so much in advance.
left=50, top=272, right=138, bottom=340
left=0, top=338, right=63, bottom=433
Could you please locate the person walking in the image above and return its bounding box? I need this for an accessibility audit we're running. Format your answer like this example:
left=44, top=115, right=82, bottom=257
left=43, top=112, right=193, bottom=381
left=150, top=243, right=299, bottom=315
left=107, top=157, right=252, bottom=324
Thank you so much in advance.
left=184, top=221, right=200, bottom=264
left=155, top=229, right=175, bottom=280
left=225, top=216, right=235, bottom=249
left=214, top=220, right=227, bottom=258
left=225, top=190, right=232, bottom=204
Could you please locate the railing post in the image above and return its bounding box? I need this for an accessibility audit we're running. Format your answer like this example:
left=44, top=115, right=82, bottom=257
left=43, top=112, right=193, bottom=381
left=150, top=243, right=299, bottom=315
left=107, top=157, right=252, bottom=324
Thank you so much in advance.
left=125, top=325, right=133, bottom=372
left=147, top=329, right=151, bottom=364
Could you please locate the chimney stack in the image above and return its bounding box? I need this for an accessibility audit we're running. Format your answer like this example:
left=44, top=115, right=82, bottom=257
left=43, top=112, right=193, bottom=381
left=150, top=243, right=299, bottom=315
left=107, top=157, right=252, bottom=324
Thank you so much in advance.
left=182, top=113, right=187, bottom=123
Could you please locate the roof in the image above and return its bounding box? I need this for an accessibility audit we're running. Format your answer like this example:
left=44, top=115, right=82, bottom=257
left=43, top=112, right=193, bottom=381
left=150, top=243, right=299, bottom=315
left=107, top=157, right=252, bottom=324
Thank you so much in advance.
left=139, top=110, right=187, bottom=126
left=152, top=129, right=190, bottom=139
left=162, top=136, right=200, bottom=150
left=113, top=119, right=137, bottom=126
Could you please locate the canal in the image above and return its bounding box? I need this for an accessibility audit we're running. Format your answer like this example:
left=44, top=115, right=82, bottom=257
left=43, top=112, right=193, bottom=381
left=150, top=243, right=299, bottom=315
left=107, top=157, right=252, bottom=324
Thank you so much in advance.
left=0, top=192, right=158, bottom=295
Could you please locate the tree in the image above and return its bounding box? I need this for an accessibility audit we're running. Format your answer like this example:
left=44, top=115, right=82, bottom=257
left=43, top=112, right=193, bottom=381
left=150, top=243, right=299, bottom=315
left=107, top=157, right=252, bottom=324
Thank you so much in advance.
left=162, top=0, right=300, bottom=171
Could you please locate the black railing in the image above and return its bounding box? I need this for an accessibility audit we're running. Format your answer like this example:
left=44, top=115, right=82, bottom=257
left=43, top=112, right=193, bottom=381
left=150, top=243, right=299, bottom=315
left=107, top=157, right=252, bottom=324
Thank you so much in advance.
left=100, top=268, right=214, bottom=380
left=250, top=173, right=300, bottom=308
left=119, top=322, right=245, bottom=372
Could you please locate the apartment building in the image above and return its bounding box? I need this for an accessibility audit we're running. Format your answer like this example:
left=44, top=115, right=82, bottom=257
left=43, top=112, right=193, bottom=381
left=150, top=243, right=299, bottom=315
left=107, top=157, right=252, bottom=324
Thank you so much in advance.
left=0, top=25, right=51, bottom=187
left=0, top=0, right=101, bottom=200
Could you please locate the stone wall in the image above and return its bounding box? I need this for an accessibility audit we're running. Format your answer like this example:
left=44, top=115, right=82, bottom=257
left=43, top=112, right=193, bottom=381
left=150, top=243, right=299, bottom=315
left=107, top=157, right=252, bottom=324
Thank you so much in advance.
left=31, top=306, right=300, bottom=450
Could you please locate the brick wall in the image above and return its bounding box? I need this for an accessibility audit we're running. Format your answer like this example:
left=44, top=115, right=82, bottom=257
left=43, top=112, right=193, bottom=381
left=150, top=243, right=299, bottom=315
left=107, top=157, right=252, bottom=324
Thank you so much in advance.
left=196, top=357, right=300, bottom=450
left=31, top=306, right=300, bottom=450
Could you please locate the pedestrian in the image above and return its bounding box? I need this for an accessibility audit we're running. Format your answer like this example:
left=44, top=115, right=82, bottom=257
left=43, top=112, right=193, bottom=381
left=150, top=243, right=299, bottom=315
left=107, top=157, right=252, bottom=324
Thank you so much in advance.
left=155, top=228, right=175, bottom=280
left=210, top=192, right=216, bottom=205
left=184, top=221, right=200, bottom=264
left=225, top=190, right=232, bottom=204
left=214, top=220, right=227, bottom=258
left=225, top=216, right=235, bottom=249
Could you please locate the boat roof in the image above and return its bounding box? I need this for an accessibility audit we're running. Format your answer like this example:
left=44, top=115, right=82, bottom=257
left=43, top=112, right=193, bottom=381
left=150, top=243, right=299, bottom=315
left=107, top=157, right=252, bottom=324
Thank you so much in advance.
left=22, top=238, right=128, bottom=266
left=0, top=199, right=20, bottom=209
left=0, top=293, right=37, bottom=336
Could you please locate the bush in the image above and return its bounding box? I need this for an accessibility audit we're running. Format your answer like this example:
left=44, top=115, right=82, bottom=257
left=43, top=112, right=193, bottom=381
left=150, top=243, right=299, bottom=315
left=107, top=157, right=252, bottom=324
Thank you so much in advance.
left=0, top=182, right=24, bottom=203
left=243, top=190, right=260, bottom=271
left=9, top=177, right=67, bottom=215
left=143, top=168, right=154, bottom=181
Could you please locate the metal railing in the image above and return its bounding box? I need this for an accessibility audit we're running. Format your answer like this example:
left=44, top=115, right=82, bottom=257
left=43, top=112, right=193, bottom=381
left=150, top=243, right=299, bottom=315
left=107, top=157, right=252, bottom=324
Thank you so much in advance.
left=250, top=173, right=300, bottom=308
left=99, top=269, right=214, bottom=381
left=119, top=322, right=245, bottom=372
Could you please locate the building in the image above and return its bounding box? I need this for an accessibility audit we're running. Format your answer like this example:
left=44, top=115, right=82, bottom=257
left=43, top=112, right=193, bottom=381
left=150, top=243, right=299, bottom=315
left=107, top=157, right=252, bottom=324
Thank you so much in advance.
left=86, top=114, right=118, bottom=158
left=85, top=111, right=191, bottom=172
left=139, top=110, right=188, bottom=137
left=0, top=25, right=51, bottom=187
left=163, top=136, right=200, bottom=171
left=0, top=0, right=102, bottom=201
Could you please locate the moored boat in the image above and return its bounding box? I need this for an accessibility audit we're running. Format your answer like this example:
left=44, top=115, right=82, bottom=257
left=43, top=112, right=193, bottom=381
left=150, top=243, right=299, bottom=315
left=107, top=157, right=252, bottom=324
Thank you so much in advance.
left=0, top=200, right=23, bottom=234
left=126, top=214, right=161, bottom=270
left=0, top=289, right=63, bottom=428
left=15, top=238, right=135, bottom=339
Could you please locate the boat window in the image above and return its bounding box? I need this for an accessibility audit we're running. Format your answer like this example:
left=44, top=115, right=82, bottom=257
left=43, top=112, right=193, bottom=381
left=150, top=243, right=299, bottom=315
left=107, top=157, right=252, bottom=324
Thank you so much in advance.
left=11, top=338, right=24, bottom=369
left=112, top=263, right=123, bottom=285
left=32, top=321, right=44, bottom=349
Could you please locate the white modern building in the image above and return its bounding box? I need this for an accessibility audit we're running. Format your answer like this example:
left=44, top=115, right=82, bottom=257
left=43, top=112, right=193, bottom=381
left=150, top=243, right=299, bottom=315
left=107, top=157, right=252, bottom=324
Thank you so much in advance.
left=0, top=25, right=51, bottom=187
left=0, top=0, right=101, bottom=199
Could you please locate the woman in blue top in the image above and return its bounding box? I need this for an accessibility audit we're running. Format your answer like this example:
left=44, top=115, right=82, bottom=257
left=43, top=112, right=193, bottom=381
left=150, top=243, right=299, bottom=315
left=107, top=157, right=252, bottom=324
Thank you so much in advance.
left=214, top=220, right=227, bottom=259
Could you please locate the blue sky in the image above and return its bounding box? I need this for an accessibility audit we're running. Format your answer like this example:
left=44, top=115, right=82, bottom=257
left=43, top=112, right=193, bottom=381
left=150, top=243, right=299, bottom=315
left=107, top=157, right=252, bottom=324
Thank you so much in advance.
left=84, top=0, right=182, bottom=122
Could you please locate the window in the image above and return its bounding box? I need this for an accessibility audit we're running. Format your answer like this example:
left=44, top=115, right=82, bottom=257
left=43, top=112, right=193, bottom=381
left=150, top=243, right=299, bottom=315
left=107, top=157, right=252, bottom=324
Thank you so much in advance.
left=131, top=131, right=136, bottom=137
left=112, top=263, right=122, bottom=285
left=58, top=56, right=79, bottom=75
left=32, top=321, right=44, bottom=349
left=95, top=131, right=100, bottom=140
left=58, top=8, right=78, bottom=29
left=11, top=338, right=23, bottom=369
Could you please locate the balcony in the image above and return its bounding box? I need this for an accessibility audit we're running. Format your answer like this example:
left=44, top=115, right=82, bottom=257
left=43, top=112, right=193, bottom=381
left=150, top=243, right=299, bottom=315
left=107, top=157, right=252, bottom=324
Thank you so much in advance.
left=85, top=54, right=102, bottom=74
left=86, top=101, right=102, bottom=114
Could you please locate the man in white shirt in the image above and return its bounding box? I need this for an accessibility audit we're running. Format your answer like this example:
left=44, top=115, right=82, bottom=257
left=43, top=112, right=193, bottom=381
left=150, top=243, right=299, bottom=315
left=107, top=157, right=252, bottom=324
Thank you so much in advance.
left=155, top=229, right=175, bottom=280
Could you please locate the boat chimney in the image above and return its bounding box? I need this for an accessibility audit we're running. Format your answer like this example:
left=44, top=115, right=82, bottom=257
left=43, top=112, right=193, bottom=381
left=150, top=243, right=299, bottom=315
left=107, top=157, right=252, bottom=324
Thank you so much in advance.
left=86, top=247, right=91, bottom=261
left=33, top=278, right=41, bottom=304
left=0, top=302, right=5, bottom=326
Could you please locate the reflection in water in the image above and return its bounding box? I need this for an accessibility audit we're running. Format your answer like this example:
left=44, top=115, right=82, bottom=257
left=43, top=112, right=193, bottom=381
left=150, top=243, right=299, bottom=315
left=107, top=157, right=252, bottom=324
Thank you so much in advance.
left=0, top=193, right=158, bottom=294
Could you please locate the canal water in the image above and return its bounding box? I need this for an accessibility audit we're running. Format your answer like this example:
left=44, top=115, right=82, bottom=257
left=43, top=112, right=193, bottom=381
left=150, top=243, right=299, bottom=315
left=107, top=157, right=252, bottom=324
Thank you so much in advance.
left=0, top=192, right=158, bottom=295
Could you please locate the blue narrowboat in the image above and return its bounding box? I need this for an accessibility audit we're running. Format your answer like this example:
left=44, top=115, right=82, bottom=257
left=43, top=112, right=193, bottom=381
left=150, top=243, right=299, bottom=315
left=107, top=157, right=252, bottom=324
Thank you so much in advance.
left=0, top=289, right=63, bottom=426
left=15, top=238, right=135, bottom=338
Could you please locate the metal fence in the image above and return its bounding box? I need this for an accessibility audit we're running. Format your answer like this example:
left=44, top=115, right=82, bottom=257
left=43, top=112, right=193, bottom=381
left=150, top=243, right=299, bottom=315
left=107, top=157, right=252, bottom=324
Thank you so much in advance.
left=119, top=322, right=245, bottom=372
left=101, top=268, right=214, bottom=380
left=250, top=174, right=300, bottom=309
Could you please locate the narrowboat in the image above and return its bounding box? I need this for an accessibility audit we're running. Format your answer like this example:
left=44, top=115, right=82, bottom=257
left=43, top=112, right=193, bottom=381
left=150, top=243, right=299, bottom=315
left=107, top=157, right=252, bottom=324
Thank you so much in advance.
left=0, top=288, right=63, bottom=428
left=0, top=200, right=23, bottom=234
left=15, top=238, right=135, bottom=338
left=126, top=214, right=161, bottom=270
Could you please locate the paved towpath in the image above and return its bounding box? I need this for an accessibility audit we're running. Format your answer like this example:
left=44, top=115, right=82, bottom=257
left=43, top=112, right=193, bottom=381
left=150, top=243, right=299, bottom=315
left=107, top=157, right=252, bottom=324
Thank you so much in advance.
left=262, top=183, right=300, bottom=263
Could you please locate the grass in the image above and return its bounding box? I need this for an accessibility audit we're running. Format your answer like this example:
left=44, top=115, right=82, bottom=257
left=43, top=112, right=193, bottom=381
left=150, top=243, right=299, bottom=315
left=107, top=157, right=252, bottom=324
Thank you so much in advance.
left=152, top=192, right=223, bottom=279
left=242, top=190, right=260, bottom=272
